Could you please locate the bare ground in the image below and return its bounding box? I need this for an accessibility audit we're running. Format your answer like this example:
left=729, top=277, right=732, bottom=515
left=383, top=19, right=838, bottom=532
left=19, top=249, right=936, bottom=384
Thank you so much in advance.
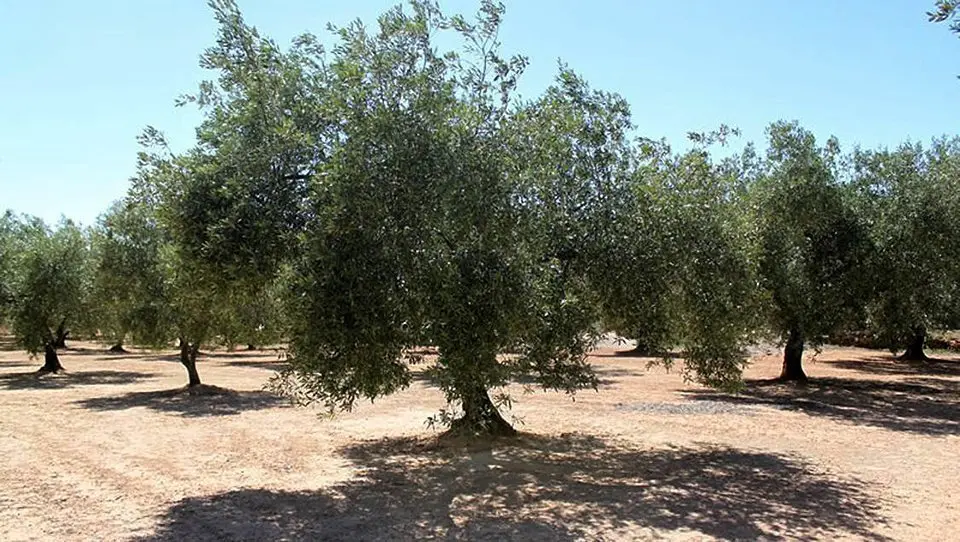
left=0, top=341, right=957, bottom=541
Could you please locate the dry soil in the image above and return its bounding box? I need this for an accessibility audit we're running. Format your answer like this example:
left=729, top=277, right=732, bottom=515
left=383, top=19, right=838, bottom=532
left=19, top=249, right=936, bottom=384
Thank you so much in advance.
left=0, top=340, right=957, bottom=541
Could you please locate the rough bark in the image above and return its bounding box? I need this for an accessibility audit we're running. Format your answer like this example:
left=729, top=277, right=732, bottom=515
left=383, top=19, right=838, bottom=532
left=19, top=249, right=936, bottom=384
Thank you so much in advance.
left=449, top=383, right=516, bottom=437
left=778, top=326, right=807, bottom=382
left=52, top=318, right=69, bottom=349
left=179, top=338, right=202, bottom=387
left=38, top=342, right=65, bottom=373
left=899, top=326, right=929, bottom=361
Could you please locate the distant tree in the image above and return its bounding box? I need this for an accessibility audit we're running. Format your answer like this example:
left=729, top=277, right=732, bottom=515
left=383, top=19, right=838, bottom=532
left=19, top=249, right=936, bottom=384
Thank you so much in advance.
left=647, top=141, right=761, bottom=388
left=217, top=271, right=289, bottom=350
left=5, top=216, right=92, bottom=372
left=751, top=122, right=873, bottom=381
left=850, top=139, right=960, bottom=360
left=590, top=132, right=761, bottom=388
left=0, top=211, right=18, bottom=326
left=97, top=182, right=233, bottom=388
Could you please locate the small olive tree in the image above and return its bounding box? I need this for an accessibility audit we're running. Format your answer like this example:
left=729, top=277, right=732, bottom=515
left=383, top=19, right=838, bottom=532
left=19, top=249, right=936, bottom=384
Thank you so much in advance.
left=4, top=216, right=92, bottom=372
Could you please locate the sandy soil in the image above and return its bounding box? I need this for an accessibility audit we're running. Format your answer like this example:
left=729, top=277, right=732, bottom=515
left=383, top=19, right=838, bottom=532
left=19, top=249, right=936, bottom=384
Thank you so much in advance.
left=0, top=340, right=957, bottom=541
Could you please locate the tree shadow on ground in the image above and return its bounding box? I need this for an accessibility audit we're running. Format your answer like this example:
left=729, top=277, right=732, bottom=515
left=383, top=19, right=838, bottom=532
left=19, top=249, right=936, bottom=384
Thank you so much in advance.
left=407, top=367, right=639, bottom=390
left=684, top=376, right=960, bottom=436
left=95, top=353, right=182, bottom=363
left=73, top=385, right=289, bottom=417
left=138, top=433, right=890, bottom=541
left=54, top=346, right=121, bottom=357
left=0, top=370, right=156, bottom=390
left=824, top=356, right=960, bottom=378
left=591, top=349, right=685, bottom=360
left=222, top=360, right=289, bottom=371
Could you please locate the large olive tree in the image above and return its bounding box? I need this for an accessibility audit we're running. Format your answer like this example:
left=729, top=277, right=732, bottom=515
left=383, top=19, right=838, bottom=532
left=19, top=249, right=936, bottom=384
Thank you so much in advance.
left=750, top=122, right=873, bottom=381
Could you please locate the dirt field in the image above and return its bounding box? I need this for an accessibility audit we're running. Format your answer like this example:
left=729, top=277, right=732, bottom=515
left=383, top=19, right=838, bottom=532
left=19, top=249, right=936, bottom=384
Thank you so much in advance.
left=0, top=340, right=957, bottom=541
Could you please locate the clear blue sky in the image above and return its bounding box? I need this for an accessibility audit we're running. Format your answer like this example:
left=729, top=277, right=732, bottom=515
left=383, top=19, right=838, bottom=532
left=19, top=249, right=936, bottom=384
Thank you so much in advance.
left=1, top=0, right=958, bottom=226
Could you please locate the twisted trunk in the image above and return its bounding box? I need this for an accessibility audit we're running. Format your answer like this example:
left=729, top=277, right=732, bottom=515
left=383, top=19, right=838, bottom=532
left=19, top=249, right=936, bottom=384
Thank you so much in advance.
left=449, top=382, right=516, bottom=437
left=899, top=326, right=929, bottom=361
left=778, top=326, right=807, bottom=382
left=38, top=342, right=65, bottom=373
left=179, top=338, right=202, bottom=387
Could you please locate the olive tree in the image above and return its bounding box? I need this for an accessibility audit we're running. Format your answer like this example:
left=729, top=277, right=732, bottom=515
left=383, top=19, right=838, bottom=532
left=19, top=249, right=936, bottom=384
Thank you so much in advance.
left=750, top=122, right=873, bottom=381
left=4, top=216, right=92, bottom=372
left=0, top=211, right=18, bottom=326
left=850, top=139, right=960, bottom=360
left=273, top=1, right=621, bottom=436
left=106, top=168, right=232, bottom=388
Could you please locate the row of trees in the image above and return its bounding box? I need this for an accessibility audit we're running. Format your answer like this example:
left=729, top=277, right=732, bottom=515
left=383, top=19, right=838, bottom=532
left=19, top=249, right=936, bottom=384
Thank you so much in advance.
left=2, top=1, right=958, bottom=436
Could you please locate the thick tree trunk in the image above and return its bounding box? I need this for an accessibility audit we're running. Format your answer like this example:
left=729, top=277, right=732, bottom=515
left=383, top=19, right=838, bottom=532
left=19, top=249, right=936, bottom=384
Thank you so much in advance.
left=779, top=327, right=807, bottom=382
left=38, top=343, right=65, bottom=373
left=179, top=339, right=202, bottom=387
left=52, top=318, right=69, bottom=349
left=108, top=342, right=127, bottom=353
left=449, top=383, right=516, bottom=437
left=899, top=326, right=929, bottom=361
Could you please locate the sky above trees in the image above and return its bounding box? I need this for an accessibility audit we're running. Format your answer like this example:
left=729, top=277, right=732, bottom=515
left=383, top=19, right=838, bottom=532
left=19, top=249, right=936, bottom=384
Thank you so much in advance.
left=0, top=0, right=958, bottom=226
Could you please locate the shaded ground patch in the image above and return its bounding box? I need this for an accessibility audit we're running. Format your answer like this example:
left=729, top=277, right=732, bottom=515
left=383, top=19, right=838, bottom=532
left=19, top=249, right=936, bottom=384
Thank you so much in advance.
left=74, top=384, right=289, bottom=417
left=685, top=376, right=960, bottom=436
left=222, top=360, right=289, bottom=372
left=0, top=370, right=156, bottom=390
left=139, top=434, right=889, bottom=541
left=825, top=356, right=960, bottom=378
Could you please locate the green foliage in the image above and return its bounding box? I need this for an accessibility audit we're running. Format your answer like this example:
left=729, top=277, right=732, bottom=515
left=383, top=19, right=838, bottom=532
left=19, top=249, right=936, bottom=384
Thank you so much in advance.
left=90, top=200, right=177, bottom=347
left=930, top=1, right=960, bottom=34
left=751, top=122, right=873, bottom=347
left=257, top=1, right=607, bottom=422
left=4, top=216, right=92, bottom=354
left=850, top=139, right=960, bottom=349
left=0, top=211, right=19, bottom=324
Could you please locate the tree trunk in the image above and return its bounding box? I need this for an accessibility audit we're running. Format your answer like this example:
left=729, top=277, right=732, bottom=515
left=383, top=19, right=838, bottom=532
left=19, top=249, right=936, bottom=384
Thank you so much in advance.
left=108, top=342, right=127, bottom=353
left=449, top=383, right=516, bottom=438
left=52, top=318, right=69, bottom=349
left=38, top=342, right=65, bottom=373
left=246, top=344, right=257, bottom=351
left=899, top=326, right=929, bottom=361
left=179, top=338, right=202, bottom=387
left=779, top=327, right=807, bottom=382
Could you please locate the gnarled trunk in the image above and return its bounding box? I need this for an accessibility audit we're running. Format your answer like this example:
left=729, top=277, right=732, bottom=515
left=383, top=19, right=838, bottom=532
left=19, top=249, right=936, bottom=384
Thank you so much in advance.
left=899, top=326, right=929, bottom=361
left=52, top=318, right=69, bottom=349
left=779, top=326, right=807, bottom=381
left=38, top=342, right=65, bottom=373
left=179, top=338, right=202, bottom=387
left=450, top=383, right=516, bottom=437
